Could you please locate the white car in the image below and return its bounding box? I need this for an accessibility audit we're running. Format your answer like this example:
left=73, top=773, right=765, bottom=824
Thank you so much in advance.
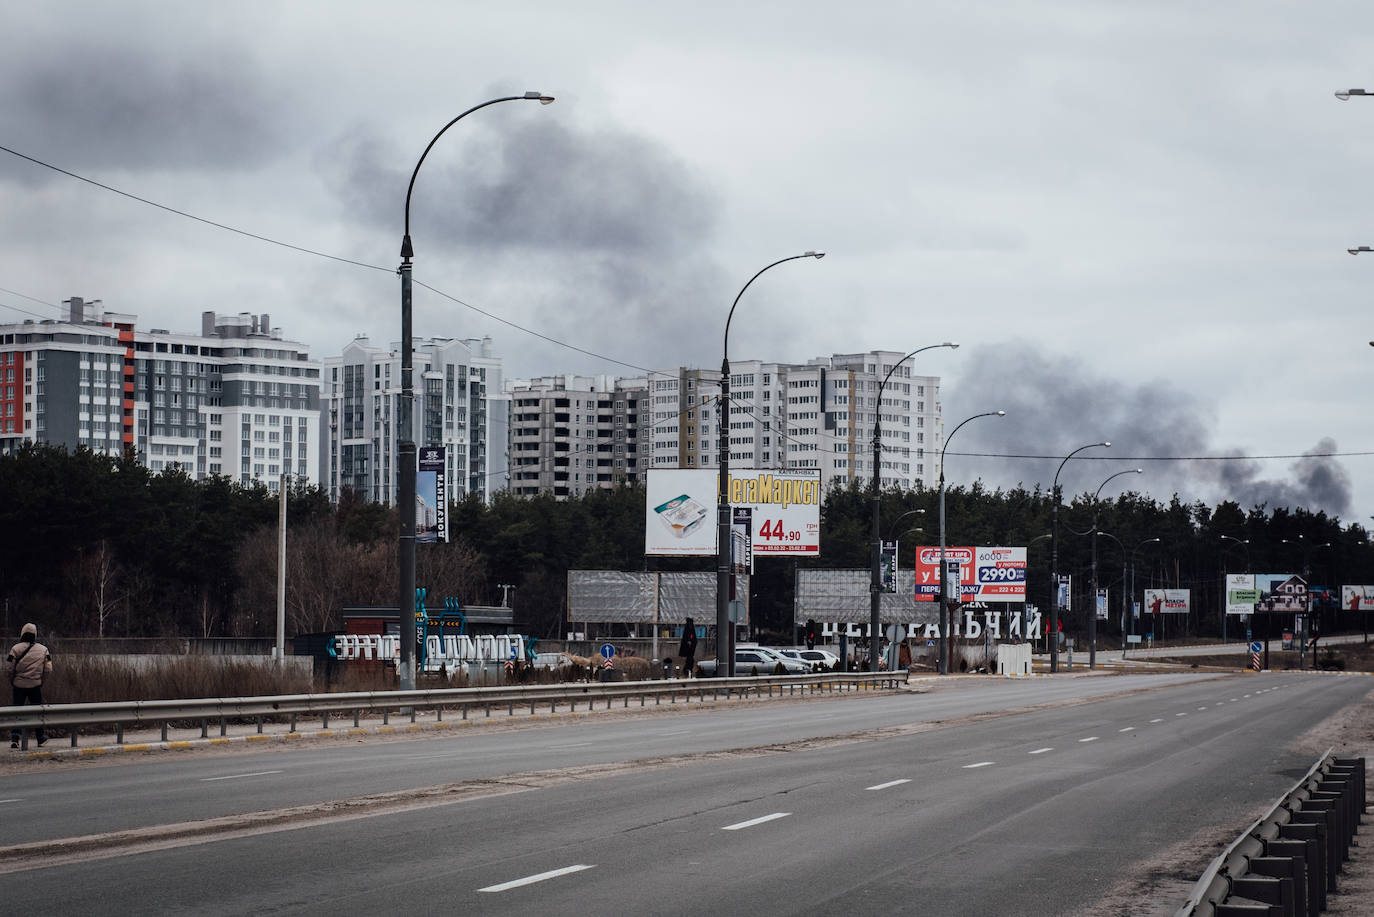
left=777, top=648, right=841, bottom=671
left=696, top=645, right=811, bottom=676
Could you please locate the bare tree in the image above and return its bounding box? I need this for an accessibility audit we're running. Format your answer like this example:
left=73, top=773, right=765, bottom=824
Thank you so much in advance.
left=65, top=539, right=123, bottom=637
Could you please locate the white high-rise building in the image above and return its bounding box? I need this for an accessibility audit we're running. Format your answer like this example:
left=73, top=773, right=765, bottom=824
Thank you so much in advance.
left=320, top=335, right=505, bottom=505
left=0, top=299, right=321, bottom=492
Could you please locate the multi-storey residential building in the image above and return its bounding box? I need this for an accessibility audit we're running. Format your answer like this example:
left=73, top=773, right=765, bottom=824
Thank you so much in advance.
left=0, top=298, right=320, bottom=491
left=320, top=335, right=505, bottom=505
left=504, top=351, right=941, bottom=499
left=649, top=350, right=942, bottom=494
left=507, top=374, right=646, bottom=498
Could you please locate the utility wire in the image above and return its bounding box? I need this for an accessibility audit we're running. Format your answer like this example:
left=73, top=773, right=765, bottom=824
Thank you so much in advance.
left=0, top=143, right=650, bottom=372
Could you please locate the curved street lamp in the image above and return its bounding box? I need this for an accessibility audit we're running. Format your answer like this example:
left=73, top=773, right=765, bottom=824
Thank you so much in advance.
left=1088, top=468, right=1142, bottom=668
left=1218, top=534, right=1250, bottom=646
left=1130, top=536, right=1162, bottom=645
left=397, top=91, right=554, bottom=691
left=868, top=344, right=957, bottom=671
left=1049, top=441, right=1110, bottom=673
left=937, top=410, right=1004, bottom=674
left=719, top=252, right=824, bottom=676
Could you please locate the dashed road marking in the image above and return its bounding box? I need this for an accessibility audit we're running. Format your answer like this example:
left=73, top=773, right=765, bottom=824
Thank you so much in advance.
left=479, top=865, right=595, bottom=893
left=867, top=779, right=911, bottom=791
left=1029, top=748, right=1053, bottom=755
left=723, top=812, right=791, bottom=831
left=1119, top=727, right=1135, bottom=733
left=199, top=770, right=283, bottom=782
left=963, top=761, right=995, bottom=769
left=1079, top=737, right=1098, bottom=743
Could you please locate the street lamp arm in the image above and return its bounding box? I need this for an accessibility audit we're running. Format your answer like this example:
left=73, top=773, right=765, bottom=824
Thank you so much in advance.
left=402, top=92, right=554, bottom=255
left=939, top=410, right=1004, bottom=483
left=885, top=508, right=927, bottom=541
left=1093, top=468, right=1142, bottom=502
left=723, top=251, right=824, bottom=358
left=1053, top=441, right=1112, bottom=492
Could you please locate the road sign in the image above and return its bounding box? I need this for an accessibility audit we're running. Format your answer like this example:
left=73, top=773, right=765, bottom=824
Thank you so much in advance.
left=885, top=624, right=907, bottom=642
left=1250, top=641, right=1262, bottom=671
left=599, top=643, right=616, bottom=660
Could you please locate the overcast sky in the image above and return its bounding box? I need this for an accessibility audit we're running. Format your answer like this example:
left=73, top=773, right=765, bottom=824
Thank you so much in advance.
left=3, top=2, right=1373, bottom=527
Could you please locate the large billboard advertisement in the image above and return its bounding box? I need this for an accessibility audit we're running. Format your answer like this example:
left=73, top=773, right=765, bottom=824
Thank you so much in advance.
left=913, top=546, right=1027, bottom=603
left=1342, top=585, right=1374, bottom=611
left=1144, top=589, right=1190, bottom=614
left=1253, top=573, right=1307, bottom=613
left=644, top=469, right=822, bottom=556
left=1225, top=573, right=1259, bottom=616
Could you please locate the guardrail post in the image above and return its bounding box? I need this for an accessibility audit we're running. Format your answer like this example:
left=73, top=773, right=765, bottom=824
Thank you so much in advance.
left=322, top=711, right=330, bottom=730
left=1264, top=838, right=1318, bottom=916
left=1278, top=821, right=1327, bottom=912
left=116, top=723, right=123, bottom=744
left=200, top=719, right=208, bottom=739
left=289, top=713, right=297, bottom=733
left=160, top=721, right=167, bottom=742
left=220, top=717, right=227, bottom=737
left=353, top=709, right=360, bottom=728
left=1228, top=874, right=1293, bottom=914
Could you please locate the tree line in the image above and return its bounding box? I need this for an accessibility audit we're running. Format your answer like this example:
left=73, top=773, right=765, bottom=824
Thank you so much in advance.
left=2, top=444, right=1369, bottom=644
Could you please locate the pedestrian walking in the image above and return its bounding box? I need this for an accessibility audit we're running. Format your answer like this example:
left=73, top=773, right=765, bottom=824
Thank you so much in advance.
left=7, top=622, right=52, bottom=748
left=678, top=617, right=698, bottom=677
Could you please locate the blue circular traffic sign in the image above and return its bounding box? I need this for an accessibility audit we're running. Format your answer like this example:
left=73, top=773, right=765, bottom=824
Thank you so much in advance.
left=600, top=643, right=616, bottom=660
left=1250, top=641, right=1263, bottom=653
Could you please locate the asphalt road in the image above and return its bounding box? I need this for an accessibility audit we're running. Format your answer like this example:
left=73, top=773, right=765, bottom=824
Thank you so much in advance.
left=2, top=672, right=1367, bottom=915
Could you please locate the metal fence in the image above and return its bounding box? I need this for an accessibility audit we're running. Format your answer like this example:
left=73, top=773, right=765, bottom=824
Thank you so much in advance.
left=0, top=670, right=910, bottom=750
left=1175, top=750, right=1367, bottom=916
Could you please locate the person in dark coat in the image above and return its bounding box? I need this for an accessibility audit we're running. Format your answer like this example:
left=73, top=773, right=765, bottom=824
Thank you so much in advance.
left=678, top=617, right=698, bottom=677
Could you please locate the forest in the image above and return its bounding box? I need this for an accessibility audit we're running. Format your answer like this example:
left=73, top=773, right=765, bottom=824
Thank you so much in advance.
left=1, top=443, right=1370, bottom=645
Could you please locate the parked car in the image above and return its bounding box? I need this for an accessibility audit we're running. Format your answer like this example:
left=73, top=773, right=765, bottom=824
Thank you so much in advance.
left=696, top=645, right=811, bottom=677
left=776, top=648, right=841, bottom=671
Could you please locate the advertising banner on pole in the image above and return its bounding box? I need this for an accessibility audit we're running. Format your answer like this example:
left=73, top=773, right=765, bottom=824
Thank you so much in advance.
left=644, top=469, right=821, bottom=556
left=1057, top=575, right=1071, bottom=611
left=913, top=546, right=1027, bottom=603
left=1226, top=573, right=1258, bottom=615
left=1096, top=588, right=1109, bottom=620
left=731, top=507, right=753, bottom=575
left=1144, top=589, right=1190, bottom=614
left=1341, top=585, right=1374, bottom=611
left=880, top=541, right=897, bottom=593
left=417, top=446, right=447, bottom=544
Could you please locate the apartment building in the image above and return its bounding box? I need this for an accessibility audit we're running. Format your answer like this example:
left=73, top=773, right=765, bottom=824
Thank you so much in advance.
left=507, top=374, right=647, bottom=498
left=320, top=335, right=506, bottom=505
left=0, top=298, right=320, bottom=491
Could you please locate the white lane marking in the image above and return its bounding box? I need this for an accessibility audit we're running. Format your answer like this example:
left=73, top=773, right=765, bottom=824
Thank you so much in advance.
left=657, top=730, right=691, bottom=737
left=1149, top=718, right=1163, bottom=724
left=1197, top=707, right=1208, bottom=711
left=867, top=779, right=911, bottom=791
left=1176, top=713, right=1188, bottom=717
left=1244, top=694, right=1251, bottom=698
left=0, top=798, right=21, bottom=804
left=1079, top=737, right=1098, bottom=743
left=1119, top=727, right=1135, bottom=733
left=199, top=770, right=283, bottom=782
left=550, top=742, right=592, bottom=749
left=723, top=812, right=791, bottom=831
left=1028, top=747, right=1053, bottom=755
left=1231, top=698, right=1239, bottom=702
left=963, top=761, right=995, bottom=769
left=479, top=864, right=595, bottom=892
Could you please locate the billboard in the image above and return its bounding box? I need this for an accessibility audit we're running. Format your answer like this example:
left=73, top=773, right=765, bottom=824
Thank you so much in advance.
left=1144, top=589, right=1190, bottom=614
left=1253, top=573, right=1307, bottom=613
left=913, top=546, right=1027, bottom=603
left=1342, top=585, right=1374, bottom=611
left=417, top=445, right=447, bottom=544
left=1225, top=573, right=1259, bottom=616
left=644, top=469, right=821, bottom=556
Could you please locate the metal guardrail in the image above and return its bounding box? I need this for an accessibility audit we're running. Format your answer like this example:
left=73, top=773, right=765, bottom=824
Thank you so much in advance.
left=1176, top=749, right=1367, bottom=916
left=0, top=670, right=910, bottom=750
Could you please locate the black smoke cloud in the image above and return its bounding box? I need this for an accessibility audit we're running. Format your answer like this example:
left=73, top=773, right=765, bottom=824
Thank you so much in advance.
left=0, top=42, right=289, bottom=174
left=326, top=117, right=750, bottom=375
left=943, top=347, right=1352, bottom=517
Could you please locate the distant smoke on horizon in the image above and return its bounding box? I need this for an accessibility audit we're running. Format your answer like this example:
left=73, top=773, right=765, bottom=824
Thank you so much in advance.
left=943, top=348, right=1352, bottom=518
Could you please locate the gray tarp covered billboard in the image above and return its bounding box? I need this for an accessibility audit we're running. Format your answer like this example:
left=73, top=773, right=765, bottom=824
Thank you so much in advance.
left=795, top=569, right=938, bottom=626
left=568, top=571, right=734, bottom=624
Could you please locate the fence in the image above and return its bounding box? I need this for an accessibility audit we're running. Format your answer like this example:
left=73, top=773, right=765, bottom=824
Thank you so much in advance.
left=1175, top=750, right=1367, bottom=916
left=0, top=670, right=910, bottom=750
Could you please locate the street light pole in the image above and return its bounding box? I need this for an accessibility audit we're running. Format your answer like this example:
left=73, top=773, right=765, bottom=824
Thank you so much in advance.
left=870, top=344, right=957, bottom=672
left=1130, top=536, right=1162, bottom=645
left=937, top=410, right=1004, bottom=675
left=398, top=91, right=553, bottom=691
left=1094, top=530, right=1126, bottom=656
left=1218, top=534, right=1249, bottom=646
left=719, top=252, right=824, bottom=676
left=1088, top=468, right=1141, bottom=669
left=1050, top=442, right=1110, bottom=673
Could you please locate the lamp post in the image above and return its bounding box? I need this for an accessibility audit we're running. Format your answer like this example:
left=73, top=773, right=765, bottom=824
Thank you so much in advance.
left=1088, top=468, right=1141, bottom=669
left=1125, top=536, right=1161, bottom=644
left=398, top=91, right=553, bottom=691
left=1336, top=88, right=1373, bottom=100
left=719, top=252, right=824, bottom=676
left=936, top=410, right=1004, bottom=675
left=1049, top=441, right=1110, bottom=673
left=869, top=346, right=957, bottom=671
left=1218, top=534, right=1249, bottom=646
left=1094, top=531, right=1127, bottom=656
